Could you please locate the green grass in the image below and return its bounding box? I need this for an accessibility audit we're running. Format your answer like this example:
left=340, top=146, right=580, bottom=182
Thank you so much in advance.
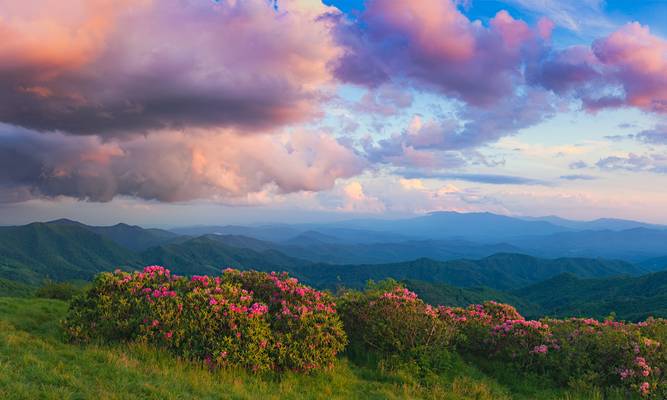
left=0, top=297, right=636, bottom=399
left=0, top=278, right=33, bottom=297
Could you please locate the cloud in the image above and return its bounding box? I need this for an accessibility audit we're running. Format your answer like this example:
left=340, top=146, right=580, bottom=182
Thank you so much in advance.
left=532, top=22, right=667, bottom=114
left=361, top=89, right=556, bottom=170
left=569, top=160, right=589, bottom=169
left=331, top=175, right=508, bottom=215
left=355, top=85, right=414, bottom=116
left=339, top=181, right=385, bottom=212
left=527, top=46, right=601, bottom=94
left=636, top=125, right=667, bottom=145
left=331, top=0, right=553, bottom=105
left=399, top=178, right=427, bottom=191
left=591, top=23, right=667, bottom=113
left=596, top=152, right=667, bottom=174
left=0, top=0, right=341, bottom=137
left=399, top=170, right=549, bottom=186
left=560, top=174, right=598, bottom=180
left=604, top=134, right=634, bottom=142
left=0, top=124, right=366, bottom=203
left=332, top=2, right=667, bottom=153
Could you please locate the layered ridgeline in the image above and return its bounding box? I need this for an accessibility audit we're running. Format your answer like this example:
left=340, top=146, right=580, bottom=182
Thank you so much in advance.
left=297, top=254, right=646, bottom=290
left=172, top=212, right=667, bottom=263
left=0, top=220, right=649, bottom=290
left=3, top=217, right=667, bottom=323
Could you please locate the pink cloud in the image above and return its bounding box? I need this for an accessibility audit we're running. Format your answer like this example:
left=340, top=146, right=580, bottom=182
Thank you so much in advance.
left=0, top=125, right=366, bottom=203
left=0, top=0, right=341, bottom=136
left=592, top=22, right=667, bottom=112
left=332, top=0, right=552, bottom=105
left=532, top=22, right=667, bottom=114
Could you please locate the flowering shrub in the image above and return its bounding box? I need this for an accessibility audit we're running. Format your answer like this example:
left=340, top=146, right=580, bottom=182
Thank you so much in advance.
left=341, top=283, right=667, bottom=398
left=221, top=269, right=346, bottom=372
left=441, top=304, right=667, bottom=398
left=63, top=269, right=667, bottom=397
left=63, top=266, right=346, bottom=373
left=540, top=317, right=667, bottom=398
left=338, top=282, right=456, bottom=365
left=489, top=319, right=553, bottom=365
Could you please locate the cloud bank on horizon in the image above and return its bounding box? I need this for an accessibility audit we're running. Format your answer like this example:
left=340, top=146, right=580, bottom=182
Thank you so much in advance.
left=1, top=0, right=667, bottom=224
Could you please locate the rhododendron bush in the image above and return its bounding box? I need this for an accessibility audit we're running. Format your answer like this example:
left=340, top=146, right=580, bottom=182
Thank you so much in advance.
left=63, top=266, right=346, bottom=373
left=343, top=283, right=667, bottom=399
left=64, top=269, right=667, bottom=397
left=339, top=282, right=456, bottom=364
left=457, top=304, right=667, bottom=398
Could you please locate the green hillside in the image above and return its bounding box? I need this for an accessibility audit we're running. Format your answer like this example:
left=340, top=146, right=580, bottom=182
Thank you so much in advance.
left=0, top=223, right=141, bottom=284
left=43, top=219, right=182, bottom=252
left=139, top=235, right=311, bottom=276
left=512, top=271, right=667, bottom=321
left=403, top=279, right=542, bottom=316
left=0, top=223, right=308, bottom=284
left=294, top=253, right=645, bottom=290
left=88, top=223, right=181, bottom=252
left=0, top=277, right=33, bottom=297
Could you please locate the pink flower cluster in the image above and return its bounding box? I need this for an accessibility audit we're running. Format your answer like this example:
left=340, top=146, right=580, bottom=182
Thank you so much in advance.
left=530, top=344, right=548, bottom=355
left=636, top=356, right=652, bottom=377
left=142, top=286, right=177, bottom=299
left=260, top=271, right=336, bottom=319
left=249, top=303, right=268, bottom=317
left=492, top=319, right=549, bottom=336
left=380, top=287, right=419, bottom=303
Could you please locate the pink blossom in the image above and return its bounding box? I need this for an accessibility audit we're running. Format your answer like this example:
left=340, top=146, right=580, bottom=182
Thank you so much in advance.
left=640, top=382, right=650, bottom=396
left=248, top=302, right=268, bottom=317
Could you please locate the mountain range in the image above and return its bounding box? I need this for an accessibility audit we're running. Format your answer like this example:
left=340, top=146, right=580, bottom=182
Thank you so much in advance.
left=170, top=212, right=667, bottom=262
left=0, top=217, right=654, bottom=287
left=2, top=212, right=667, bottom=320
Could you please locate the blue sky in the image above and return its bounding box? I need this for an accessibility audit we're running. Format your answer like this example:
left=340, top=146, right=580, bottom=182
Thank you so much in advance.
left=1, top=0, right=667, bottom=227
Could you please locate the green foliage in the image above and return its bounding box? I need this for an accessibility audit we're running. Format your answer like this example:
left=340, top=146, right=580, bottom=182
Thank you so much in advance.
left=62, top=267, right=346, bottom=373
left=439, top=302, right=667, bottom=398
left=0, top=277, right=33, bottom=297
left=0, top=295, right=652, bottom=399
left=222, top=269, right=347, bottom=371
left=339, top=281, right=456, bottom=371
left=1, top=297, right=525, bottom=400
left=35, top=280, right=81, bottom=300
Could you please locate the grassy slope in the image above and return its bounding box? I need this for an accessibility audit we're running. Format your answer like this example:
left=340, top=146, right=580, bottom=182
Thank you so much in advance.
left=0, top=297, right=631, bottom=400
left=0, top=278, right=33, bottom=297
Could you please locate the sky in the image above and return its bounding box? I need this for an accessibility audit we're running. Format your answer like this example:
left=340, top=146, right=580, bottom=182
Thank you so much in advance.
left=1, top=0, right=667, bottom=227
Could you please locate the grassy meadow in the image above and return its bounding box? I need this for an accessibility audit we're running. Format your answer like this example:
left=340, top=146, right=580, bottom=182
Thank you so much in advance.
left=0, top=296, right=633, bottom=400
